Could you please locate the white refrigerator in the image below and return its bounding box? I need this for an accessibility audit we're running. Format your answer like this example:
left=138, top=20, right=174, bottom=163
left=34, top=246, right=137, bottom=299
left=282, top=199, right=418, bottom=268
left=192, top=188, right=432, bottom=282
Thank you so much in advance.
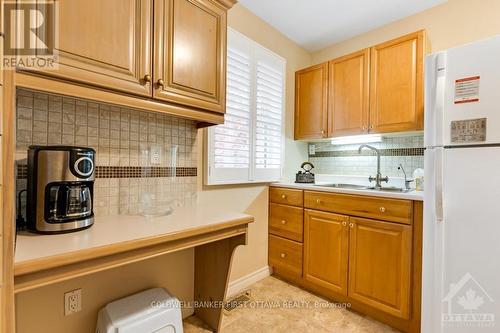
left=423, top=36, right=500, bottom=333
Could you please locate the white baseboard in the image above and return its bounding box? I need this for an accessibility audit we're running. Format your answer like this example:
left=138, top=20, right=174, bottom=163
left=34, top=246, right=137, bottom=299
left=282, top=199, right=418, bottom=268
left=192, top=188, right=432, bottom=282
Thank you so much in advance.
left=226, top=266, right=271, bottom=298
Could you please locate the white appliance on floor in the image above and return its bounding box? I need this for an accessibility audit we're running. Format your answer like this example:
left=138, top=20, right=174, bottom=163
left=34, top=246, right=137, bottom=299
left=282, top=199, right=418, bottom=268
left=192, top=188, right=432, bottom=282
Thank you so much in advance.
left=423, top=35, right=500, bottom=333
left=96, top=288, right=183, bottom=333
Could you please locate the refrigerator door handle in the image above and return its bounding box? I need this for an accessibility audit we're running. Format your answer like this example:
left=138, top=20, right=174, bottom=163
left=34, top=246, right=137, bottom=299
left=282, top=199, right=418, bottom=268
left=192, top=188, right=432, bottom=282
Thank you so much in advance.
left=434, top=54, right=446, bottom=148
left=435, top=148, right=444, bottom=222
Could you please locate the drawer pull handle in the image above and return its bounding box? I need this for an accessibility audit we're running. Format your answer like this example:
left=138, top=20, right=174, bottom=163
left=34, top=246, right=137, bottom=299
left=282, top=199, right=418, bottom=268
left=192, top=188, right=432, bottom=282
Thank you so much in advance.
left=316, top=199, right=321, bottom=204
left=349, top=223, right=354, bottom=228
left=379, top=207, right=386, bottom=213
left=342, top=221, right=347, bottom=227
left=280, top=253, right=287, bottom=258
left=281, top=194, right=287, bottom=199
left=281, top=220, right=287, bottom=225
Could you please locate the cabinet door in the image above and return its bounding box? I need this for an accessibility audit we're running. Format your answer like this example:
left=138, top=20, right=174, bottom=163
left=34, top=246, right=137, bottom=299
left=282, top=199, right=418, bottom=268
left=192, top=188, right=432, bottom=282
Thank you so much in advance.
left=304, top=210, right=349, bottom=295
left=369, top=31, right=424, bottom=133
left=328, top=49, right=369, bottom=137
left=20, top=0, right=152, bottom=96
left=154, top=0, right=226, bottom=113
left=294, top=63, right=328, bottom=140
left=348, top=217, right=412, bottom=319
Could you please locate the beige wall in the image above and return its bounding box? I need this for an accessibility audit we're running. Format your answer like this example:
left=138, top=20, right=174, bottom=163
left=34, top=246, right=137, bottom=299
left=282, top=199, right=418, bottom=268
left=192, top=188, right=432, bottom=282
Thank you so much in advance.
left=312, top=0, right=500, bottom=64
left=197, top=3, right=311, bottom=283
left=16, top=250, right=194, bottom=332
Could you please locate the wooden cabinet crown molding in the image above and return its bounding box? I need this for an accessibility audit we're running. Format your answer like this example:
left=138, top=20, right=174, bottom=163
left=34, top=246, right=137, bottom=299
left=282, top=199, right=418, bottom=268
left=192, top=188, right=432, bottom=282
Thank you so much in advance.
left=214, top=0, right=237, bottom=10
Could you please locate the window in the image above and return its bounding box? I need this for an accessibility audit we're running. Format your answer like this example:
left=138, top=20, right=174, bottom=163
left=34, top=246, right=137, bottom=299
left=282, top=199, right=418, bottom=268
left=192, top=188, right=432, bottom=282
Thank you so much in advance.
left=206, top=28, right=286, bottom=185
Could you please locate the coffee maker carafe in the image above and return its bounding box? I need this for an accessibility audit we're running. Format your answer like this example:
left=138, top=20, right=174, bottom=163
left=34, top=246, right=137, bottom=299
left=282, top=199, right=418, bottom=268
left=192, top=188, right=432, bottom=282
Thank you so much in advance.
left=27, top=146, right=95, bottom=233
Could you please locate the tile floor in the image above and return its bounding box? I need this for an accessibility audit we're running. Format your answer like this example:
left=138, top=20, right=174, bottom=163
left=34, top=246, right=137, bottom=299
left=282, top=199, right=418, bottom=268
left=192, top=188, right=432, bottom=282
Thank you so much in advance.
left=184, top=276, right=399, bottom=333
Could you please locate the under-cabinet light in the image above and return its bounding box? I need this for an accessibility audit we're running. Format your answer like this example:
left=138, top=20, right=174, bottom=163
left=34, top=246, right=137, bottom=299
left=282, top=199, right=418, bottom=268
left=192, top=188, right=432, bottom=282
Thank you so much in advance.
left=330, top=134, right=382, bottom=145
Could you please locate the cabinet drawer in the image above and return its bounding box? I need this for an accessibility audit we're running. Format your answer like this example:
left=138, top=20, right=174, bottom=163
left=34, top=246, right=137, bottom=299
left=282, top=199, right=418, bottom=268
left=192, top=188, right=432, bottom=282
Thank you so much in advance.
left=269, top=203, right=303, bottom=242
left=269, top=235, right=303, bottom=277
left=304, top=191, right=413, bottom=224
left=269, top=187, right=303, bottom=207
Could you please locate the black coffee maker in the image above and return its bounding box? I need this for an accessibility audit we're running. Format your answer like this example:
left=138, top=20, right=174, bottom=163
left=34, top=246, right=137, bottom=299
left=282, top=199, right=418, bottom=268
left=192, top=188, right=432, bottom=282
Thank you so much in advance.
left=27, top=146, right=95, bottom=234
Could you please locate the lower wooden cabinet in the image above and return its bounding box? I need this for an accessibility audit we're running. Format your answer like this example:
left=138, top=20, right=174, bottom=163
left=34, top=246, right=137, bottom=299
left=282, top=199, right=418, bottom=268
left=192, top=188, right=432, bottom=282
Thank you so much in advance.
left=269, top=203, right=303, bottom=242
left=348, top=217, right=412, bottom=319
left=303, top=209, right=349, bottom=295
left=268, top=187, right=422, bottom=333
left=268, top=234, right=303, bottom=278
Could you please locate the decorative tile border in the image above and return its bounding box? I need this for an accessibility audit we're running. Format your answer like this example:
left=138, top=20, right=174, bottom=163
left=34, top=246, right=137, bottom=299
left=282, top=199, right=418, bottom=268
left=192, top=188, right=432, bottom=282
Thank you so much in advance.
left=310, top=147, right=425, bottom=158
left=16, top=165, right=197, bottom=179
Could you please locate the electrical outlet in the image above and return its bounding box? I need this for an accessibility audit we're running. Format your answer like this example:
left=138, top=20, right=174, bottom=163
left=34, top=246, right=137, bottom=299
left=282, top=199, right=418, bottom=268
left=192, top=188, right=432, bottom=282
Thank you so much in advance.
left=150, top=145, right=162, bottom=165
left=64, top=289, right=82, bottom=316
left=308, top=144, right=316, bottom=155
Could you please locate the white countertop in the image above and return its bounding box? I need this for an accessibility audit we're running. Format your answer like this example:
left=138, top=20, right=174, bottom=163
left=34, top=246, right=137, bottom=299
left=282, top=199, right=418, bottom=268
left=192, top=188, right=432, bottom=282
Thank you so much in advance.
left=15, top=205, right=254, bottom=265
left=271, top=182, right=424, bottom=201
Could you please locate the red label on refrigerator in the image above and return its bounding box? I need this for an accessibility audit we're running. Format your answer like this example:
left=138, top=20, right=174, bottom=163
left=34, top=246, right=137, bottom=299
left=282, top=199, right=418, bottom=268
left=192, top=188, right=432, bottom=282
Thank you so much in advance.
left=454, top=76, right=480, bottom=104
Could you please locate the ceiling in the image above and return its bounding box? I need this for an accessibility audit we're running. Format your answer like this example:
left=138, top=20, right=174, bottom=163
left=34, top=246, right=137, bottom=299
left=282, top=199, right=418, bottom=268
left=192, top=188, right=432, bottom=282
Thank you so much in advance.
left=238, top=0, right=446, bottom=52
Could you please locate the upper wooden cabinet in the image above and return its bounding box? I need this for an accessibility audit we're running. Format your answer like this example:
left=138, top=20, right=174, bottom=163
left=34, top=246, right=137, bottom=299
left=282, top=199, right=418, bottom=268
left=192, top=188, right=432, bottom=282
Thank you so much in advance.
left=304, top=209, right=349, bottom=295
left=154, top=0, right=227, bottom=113
left=15, top=0, right=235, bottom=124
left=328, top=49, right=370, bottom=137
left=295, top=63, right=328, bottom=140
left=24, top=0, right=153, bottom=96
left=294, top=30, right=425, bottom=139
left=369, top=31, right=424, bottom=133
left=348, top=217, right=412, bottom=319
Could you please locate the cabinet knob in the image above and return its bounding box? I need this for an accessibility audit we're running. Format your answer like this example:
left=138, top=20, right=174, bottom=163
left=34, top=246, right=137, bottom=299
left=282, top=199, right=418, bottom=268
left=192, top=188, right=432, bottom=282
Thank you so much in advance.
left=280, top=253, right=287, bottom=259
left=157, top=79, right=165, bottom=87
left=379, top=207, right=386, bottom=213
left=281, top=194, right=287, bottom=199
left=316, top=199, right=321, bottom=204
left=349, top=223, right=354, bottom=228
left=342, top=221, right=347, bottom=227
left=281, top=220, right=287, bottom=225
left=143, top=74, right=151, bottom=83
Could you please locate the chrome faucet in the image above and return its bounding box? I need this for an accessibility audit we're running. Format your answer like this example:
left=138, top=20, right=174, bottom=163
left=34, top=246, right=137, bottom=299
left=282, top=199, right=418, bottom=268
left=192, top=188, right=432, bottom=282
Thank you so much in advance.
left=358, top=144, right=388, bottom=189
left=398, top=164, right=414, bottom=190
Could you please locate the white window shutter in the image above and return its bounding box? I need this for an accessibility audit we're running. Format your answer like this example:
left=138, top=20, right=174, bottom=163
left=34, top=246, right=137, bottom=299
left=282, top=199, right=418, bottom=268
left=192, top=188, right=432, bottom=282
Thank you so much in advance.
left=207, top=29, right=285, bottom=185
left=253, top=46, right=285, bottom=181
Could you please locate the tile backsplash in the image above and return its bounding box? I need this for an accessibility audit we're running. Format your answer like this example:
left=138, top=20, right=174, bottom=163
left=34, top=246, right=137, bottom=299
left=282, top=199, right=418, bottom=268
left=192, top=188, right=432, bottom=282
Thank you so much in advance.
left=308, top=135, right=424, bottom=178
left=15, top=88, right=198, bottom=217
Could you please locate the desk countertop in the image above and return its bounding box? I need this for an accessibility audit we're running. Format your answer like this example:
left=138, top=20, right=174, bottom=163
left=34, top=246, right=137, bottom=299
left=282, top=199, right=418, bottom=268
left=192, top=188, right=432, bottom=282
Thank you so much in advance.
left=15, top=205, right=254, bottom=275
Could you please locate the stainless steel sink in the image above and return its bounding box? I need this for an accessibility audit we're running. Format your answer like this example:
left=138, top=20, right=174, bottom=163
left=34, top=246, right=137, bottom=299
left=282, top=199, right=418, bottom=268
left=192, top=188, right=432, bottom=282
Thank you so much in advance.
left=377, top=187, right=413, bottom=193
left=315, top=183, right=375, bottom=190
left=314, top=183, right=413, bottom=193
